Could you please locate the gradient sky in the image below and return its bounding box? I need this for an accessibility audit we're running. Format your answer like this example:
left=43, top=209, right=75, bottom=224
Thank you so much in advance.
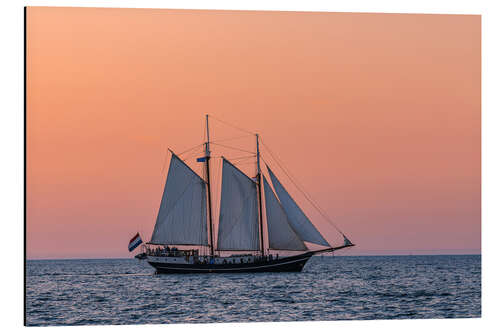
left=26, top=7, right=480, bottom=259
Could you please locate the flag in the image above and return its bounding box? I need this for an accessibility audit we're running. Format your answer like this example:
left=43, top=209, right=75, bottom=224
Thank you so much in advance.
left=196, top=157, right=207, bottom=162
left=128, top=233, right=143, bottom=252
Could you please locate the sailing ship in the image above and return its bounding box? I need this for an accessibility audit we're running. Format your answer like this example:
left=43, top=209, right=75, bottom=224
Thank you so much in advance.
left=136, top=115, right=354, bottom=273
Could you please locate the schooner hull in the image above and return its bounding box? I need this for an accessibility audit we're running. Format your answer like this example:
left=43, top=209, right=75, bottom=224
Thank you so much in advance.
left=148, top=252, right=314, bottom=274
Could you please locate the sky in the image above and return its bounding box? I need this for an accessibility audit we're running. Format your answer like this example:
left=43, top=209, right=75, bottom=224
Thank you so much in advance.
left=26, top=7, right=480, bottom=259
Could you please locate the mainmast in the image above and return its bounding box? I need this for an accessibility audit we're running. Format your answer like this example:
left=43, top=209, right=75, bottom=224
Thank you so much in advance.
left=256, top=134, right=265, bottom=257
left=205, top=115, right=215, bottom=256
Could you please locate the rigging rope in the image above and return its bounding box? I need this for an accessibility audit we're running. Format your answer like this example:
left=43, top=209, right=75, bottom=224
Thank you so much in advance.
left=211, top=154, right=255, bottom=161
left=181, top=147, right=204, bottom=163
left=178, top=143, right=205, bottom=157
left=231, top=155, right=257, bottom=162
left=208, top=114, right=256, bottom=135
left=260, top=139, right=346, bottom=237
left=211, top=134, right=254, bottom=144
left=160, top=143, right=203, bottom=178
left=233, top=161, right=257, bottom=166
left=211, top=142, right=255, bottom=154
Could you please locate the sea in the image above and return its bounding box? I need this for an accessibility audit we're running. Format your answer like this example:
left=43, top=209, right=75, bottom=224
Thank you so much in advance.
left=25, top=255, right=481, bottom=326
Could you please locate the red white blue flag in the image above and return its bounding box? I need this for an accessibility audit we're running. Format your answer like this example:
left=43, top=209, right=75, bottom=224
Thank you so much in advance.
left=128, top=233, right=143, bottom=252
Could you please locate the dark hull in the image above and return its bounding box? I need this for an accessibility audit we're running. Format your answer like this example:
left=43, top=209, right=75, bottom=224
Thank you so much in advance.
left=148, top=252, right=314, bottom=274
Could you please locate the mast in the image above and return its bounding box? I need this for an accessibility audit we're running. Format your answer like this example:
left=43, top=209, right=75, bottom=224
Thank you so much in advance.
left=256, top=134, right=265, bottom=257
left=205, top=115, right=215, bottom=256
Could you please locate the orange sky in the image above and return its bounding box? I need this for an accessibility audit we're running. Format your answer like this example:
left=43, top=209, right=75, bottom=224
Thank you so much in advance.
left=26, top=7, right=480, bottom=259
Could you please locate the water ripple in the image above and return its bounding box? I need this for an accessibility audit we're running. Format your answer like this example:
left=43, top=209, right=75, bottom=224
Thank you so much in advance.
left=26, top=255, right=481, bottom=326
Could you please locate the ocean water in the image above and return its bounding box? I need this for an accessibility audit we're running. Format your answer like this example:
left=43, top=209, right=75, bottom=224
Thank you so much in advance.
left=25, top=255, right=481, bottom=326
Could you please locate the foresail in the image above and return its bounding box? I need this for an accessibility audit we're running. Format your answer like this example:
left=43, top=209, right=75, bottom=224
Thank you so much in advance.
left=266, top=165, right=330, bottom=247
left=150, top=153, right=208, bottom=245
left=217, top=158, right=260, bottom=251
left=263, top=176, right=307, bottom=251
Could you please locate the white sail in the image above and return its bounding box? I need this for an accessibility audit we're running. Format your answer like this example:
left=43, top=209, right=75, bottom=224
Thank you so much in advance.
left=263, top=176, right=307, bottom=251
left=266, top=165, right=330, bottom=247
left=217, top=158, right=260, bottom=251
left=150, top=153, right=208, bottom=245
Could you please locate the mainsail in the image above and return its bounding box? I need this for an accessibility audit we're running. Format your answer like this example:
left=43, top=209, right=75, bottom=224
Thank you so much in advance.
left=263, top=176, right=307, bottom=251
left=266, top=165, right=330, bottom=247
left=150, top=153, right=208, bottom=245
left=217, top=158, right=260, bottom=251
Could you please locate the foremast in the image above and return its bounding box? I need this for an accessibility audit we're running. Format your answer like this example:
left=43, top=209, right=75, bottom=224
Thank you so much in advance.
left=256, top=134, right=265, bottom=257
left=205, top=114, right=215, bottom=256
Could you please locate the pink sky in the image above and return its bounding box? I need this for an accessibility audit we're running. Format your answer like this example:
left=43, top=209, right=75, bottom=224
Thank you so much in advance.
left=26, top=7, right=480, bottom=259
